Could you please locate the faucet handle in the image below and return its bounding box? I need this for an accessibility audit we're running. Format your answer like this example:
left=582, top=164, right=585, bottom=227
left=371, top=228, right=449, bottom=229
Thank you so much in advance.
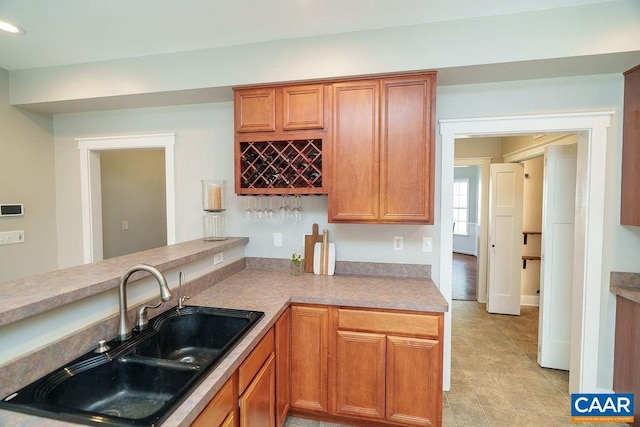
left=178, top=294, right=190, bottom=309
left=135, top=300, right=162, bottom=331
left=177, top=271, right=190, bottom=309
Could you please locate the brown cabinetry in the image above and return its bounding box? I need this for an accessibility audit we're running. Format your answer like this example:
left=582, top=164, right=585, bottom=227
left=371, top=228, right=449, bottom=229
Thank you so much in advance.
left=191, top=373, right=238, bottom=427
left=239, top=328, right=276, bottom=427
left=290, top=305, right=329, bottom=414
left=234, top=84, right=329, bottom=195
left=335, top=330, right=386, bottom=419
left=613, top=296, right=640, bottom=425
left=329, top=73, right=436, bottom=224
left=334, top=308, right=443, bottom=426
left=275, top=309, right=291, bottom=427
left=621, top=65, right=640, bottom=225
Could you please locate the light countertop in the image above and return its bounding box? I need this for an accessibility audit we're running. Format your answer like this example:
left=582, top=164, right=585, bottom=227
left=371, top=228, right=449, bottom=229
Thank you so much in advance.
left=0, top=266, right=447, bottom=426
left=610, top=271, right=640, bottom=305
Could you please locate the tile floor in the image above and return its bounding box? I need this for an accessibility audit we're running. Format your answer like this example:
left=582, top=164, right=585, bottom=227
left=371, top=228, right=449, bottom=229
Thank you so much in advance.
left=285, top=300, right=631, bottom=427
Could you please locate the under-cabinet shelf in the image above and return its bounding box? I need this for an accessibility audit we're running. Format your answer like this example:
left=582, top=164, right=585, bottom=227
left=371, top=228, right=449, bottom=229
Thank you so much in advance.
left=236, top=139, right=325, bottom=195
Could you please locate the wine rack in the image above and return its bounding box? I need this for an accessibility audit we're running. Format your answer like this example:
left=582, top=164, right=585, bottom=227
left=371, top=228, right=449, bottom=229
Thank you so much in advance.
left=238, top=139, right=324, bottom=193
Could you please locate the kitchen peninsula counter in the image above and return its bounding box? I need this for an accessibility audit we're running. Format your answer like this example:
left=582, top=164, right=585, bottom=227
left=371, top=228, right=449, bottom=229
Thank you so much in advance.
left=0, top=260, right=447, bottom=426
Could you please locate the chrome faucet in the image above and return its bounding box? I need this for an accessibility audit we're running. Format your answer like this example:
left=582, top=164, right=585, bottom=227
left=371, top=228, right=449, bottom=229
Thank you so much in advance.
left=177, top=270, right=190, bottom=310
left=117, top=264, right=172, bottom=341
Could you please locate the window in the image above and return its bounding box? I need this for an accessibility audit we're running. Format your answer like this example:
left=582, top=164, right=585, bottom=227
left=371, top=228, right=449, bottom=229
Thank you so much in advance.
left=453, top=178, right=469, bottom=235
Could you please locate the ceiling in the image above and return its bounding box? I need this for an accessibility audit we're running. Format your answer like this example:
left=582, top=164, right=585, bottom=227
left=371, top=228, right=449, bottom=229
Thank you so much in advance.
left=0, top=0, right=614, bottom=71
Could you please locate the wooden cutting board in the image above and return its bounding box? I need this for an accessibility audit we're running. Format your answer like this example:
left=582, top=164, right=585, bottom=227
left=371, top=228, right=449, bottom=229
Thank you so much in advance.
left=304, top=223, right=323, bottom=273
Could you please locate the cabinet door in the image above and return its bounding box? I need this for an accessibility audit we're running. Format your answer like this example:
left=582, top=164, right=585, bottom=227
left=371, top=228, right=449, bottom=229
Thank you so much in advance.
left=235, top=88, right=276, bottom=132
left=240, top=353, right=276, bottom=427
left=290, top=305, right=329, bottom=413
left=282, top=85, right=324, bottom=130
left=220, top=411, right=236, bottom=427
left=329, top=80, right=380, bottom=222
left=380, top=75, right=435, bottom=223
left=386, top=336, right=442, bottom=427
left=275, top=309, right=291, bottom=426
left=334, top=330, right=386, bottom=420
left=192, top=373, right=237, bottom=427
left=621, top=65, right=640, bottom=225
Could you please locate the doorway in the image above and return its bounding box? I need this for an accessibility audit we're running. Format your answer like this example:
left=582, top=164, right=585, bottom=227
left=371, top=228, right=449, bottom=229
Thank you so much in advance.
left=100, top=149, right=167, bottom=259
left=78, top=133, right=176, bottom=263
left=439, top=111, right=613, bottom=393
left=452, top=164, right=481, bottom=301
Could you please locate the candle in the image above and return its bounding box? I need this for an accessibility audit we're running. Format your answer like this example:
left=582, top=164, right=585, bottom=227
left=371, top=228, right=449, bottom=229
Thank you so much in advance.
left=208, top=186, right=222, bottom=210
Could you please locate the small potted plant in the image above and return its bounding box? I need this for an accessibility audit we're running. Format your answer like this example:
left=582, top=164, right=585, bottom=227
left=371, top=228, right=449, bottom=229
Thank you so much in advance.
left=290, top=253, right=303, bottom=276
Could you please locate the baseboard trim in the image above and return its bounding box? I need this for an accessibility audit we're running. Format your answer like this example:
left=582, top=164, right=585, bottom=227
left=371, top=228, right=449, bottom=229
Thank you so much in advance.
left=521, top=295, right=540, bottom=307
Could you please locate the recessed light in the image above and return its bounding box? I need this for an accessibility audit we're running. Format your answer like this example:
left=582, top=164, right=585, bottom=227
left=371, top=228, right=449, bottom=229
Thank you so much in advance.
left=0, top=20, right=26, bottom=35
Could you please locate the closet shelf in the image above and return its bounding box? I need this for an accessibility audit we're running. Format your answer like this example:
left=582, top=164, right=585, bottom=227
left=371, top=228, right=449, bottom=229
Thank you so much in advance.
left=522, top=255, right=541, bottom=269
left=522, top=231, right=542, bottom=245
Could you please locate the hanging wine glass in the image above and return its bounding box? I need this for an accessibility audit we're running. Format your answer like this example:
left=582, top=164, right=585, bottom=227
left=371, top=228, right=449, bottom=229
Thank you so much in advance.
left=265, top=196, right=276, bottom=220
left=279, top=195, right=291, bottom=221
left=292, top=195, right=304, bottom=221
left=243, top=196, right=255, bottom=220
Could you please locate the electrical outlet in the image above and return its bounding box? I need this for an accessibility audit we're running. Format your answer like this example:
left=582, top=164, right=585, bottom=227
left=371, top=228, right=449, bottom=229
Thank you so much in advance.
left=274, top=232, right=283, bottom=247
left=422, top=237, right=433, bottom=252
left=0, top=230, right=25, bottom=246
left=393, top=236, right=403, bottom=251
left=121, top=220, right=129, bottom=231
left=213, top=252, right=224, bottom=265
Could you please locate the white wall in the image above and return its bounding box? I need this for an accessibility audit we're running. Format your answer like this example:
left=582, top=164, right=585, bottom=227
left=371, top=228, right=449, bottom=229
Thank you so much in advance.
left=53, top=103, right=437, bottom=269
left=0, top=69, right=58, bottom=283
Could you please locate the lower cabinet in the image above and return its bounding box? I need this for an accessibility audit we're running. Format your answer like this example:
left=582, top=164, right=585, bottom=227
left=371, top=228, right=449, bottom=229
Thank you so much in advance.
left=291, top=304, right=443, bottom=427
left=239, top=328, right=276, bottom=427
left=275, top=308, right=291, bottom=427
left=194, top=304, right=442, bottom=427
left=290, top=305, right=329, bottom=413
left=240, top=353, right=276, bottom=427
left=335, top=330, right=386, bottom=419
left=191, top=372, right=238, bottom=427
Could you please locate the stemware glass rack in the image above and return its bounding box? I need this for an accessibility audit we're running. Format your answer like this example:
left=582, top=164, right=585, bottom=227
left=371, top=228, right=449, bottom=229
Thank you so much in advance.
left=237, top=139, right=324, bottom=194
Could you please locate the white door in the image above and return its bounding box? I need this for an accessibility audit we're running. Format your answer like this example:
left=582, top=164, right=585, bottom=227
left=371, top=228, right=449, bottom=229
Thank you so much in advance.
left=538, top=145, right=577, bottom=370
left=487, top=163, right=524, bottom=315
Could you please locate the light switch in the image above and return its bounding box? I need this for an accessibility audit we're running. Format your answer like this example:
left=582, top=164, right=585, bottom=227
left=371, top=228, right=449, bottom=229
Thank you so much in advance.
left=0, top=230, right=25, bottom=245
left=274, top=233, right=283, bottom=247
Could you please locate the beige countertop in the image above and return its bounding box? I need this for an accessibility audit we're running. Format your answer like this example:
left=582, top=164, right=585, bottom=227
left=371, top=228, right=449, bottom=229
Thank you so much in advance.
left=610, top=271, right=640, bottom=305
left=0, top=266, right=447, bottom=426
left=0, top=238, right=248, bottom=328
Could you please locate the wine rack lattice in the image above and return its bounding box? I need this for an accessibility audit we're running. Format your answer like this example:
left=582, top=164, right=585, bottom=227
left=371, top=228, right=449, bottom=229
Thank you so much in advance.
left=239, top=139, right=323, bottom=190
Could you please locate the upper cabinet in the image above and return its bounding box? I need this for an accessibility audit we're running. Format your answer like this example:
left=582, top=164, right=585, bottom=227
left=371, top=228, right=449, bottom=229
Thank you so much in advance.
left=232, top=72, right=436, bottom=221
left=233, top=84, right=329, bottom=195
left=235, top=84, right=325, bottom=134
left=329, top=73, right=436, bottom=224
left=621, top=64, right=640, bottom=225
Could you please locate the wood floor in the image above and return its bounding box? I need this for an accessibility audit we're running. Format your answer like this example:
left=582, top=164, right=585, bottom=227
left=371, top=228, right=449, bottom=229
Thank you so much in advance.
left=453, top=253, right=477, bottom=301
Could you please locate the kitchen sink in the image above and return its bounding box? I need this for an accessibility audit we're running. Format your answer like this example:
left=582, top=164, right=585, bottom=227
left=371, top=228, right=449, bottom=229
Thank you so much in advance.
left=0, top=306, right=264, bottom=426
left=134, top=306, right=254, bottom=364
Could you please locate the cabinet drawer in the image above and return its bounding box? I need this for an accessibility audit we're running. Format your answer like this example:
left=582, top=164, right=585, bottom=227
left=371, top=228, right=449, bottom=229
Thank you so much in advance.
left=191, top=373, right=236, bottom=427
left=239, top=328, right=275, bottom=394
left=337, top=309, right=440, bottom=338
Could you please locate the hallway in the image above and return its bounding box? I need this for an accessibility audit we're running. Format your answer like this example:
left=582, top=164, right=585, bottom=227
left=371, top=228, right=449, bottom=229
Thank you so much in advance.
left=453, top=253, right=478, bottom=301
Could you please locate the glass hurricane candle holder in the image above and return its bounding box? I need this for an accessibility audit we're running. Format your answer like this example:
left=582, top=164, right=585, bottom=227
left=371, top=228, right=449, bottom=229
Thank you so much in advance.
left=202, top=180, right=227, bottom=212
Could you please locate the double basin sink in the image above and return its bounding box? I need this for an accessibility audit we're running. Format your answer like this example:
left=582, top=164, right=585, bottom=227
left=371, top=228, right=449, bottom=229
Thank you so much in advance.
left=0, top=305, right=264, bottom=426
